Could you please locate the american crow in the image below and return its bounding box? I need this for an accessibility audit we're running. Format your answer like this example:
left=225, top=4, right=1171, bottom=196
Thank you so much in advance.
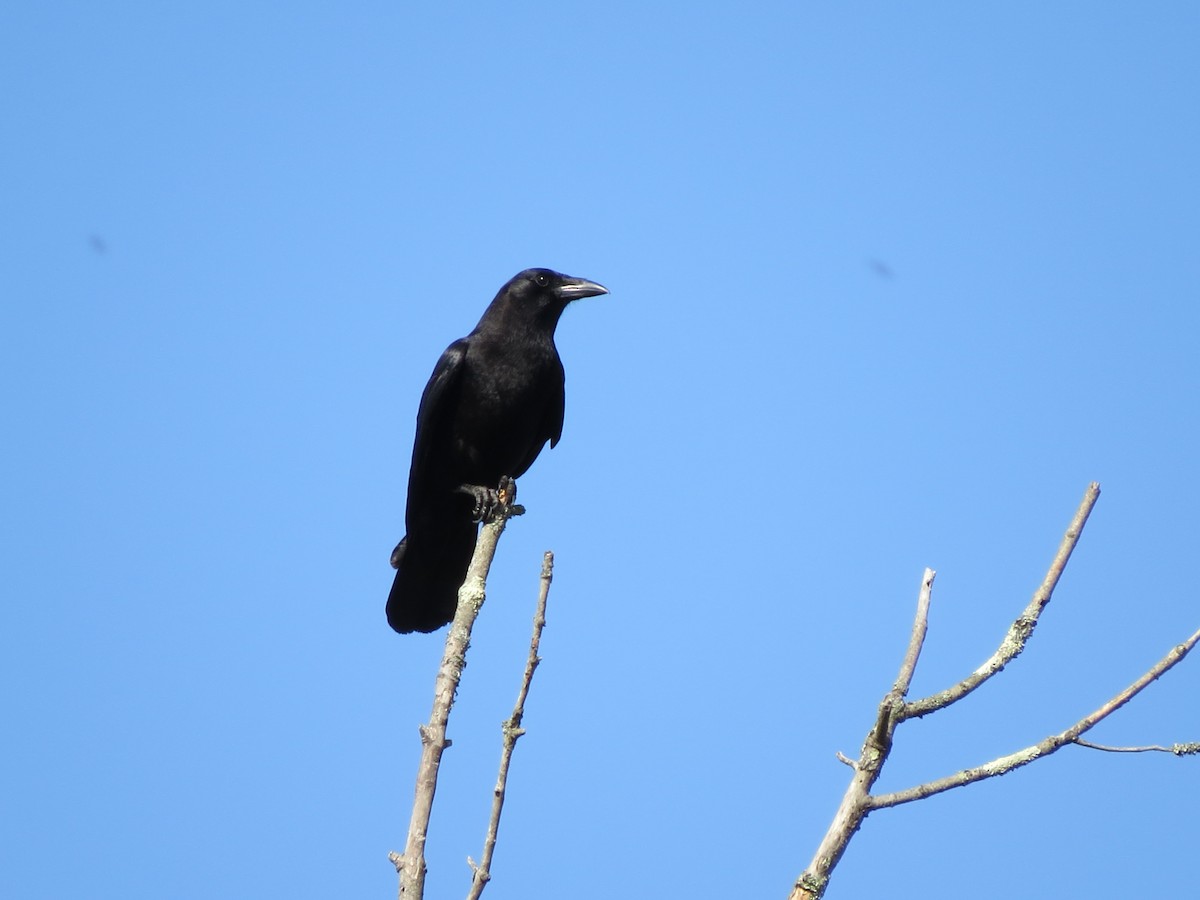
left=386, top=268, right=608, bottom=633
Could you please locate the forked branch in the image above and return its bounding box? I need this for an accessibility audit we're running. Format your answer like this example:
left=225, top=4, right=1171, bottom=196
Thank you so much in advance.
left=870, top=627, right=1200, bottom=810
left=900, top=482, right=1101, bottom=721
left=788, top=483, right=1199, bottom=900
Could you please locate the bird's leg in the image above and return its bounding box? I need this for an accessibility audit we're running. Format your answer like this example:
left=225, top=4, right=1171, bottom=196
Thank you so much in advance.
left=457, top=476, right=519, bottom=523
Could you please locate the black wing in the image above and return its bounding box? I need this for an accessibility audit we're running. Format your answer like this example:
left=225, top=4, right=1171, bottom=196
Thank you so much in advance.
left=406, top=338, right=469, bottom=523
left=501, top=356, right=565, bottom=480
left=545, top=356, right=566, bottom=450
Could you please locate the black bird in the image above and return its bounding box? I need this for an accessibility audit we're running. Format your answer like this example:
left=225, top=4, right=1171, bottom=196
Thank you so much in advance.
left=386, top=268, right=608, bottom=633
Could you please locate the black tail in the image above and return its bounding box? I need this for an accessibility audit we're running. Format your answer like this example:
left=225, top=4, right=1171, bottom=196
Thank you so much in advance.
left=385, top=519, right=477, bottom=633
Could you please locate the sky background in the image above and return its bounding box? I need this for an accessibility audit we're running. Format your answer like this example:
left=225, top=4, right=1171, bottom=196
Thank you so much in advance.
left=2, top=3, right=1198, bottom=898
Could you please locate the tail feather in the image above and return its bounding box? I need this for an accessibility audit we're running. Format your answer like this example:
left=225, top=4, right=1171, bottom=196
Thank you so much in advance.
left=385, top=520, right=477, bottom=633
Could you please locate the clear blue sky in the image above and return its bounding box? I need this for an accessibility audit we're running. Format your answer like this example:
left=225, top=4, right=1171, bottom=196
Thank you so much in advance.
left=3, top=4, right=1197, bottom=898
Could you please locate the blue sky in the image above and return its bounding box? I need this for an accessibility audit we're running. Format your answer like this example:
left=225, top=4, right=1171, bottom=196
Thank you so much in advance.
left=3, top=3, right=1198, bottom=898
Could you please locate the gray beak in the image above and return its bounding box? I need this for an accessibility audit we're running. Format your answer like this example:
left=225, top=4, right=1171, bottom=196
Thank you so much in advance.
left=556, top=276, right=609, bottom=301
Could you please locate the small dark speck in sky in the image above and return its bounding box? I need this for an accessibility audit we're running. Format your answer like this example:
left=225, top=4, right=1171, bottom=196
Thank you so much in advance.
left=868, top=258, right=894, bottom=280
left=88, top=234, right=108, bottom=255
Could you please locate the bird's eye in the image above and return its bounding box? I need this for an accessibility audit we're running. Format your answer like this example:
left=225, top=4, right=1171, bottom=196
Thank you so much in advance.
left=535, top=274, right=549, bottom=286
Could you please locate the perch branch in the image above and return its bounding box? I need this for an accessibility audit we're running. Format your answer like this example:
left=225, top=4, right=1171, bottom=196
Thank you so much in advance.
left=393, top=481, right=523, bottom=900
left=467, top=551, right=555, bottom=900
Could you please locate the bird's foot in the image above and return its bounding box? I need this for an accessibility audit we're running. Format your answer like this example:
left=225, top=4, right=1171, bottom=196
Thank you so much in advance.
left=458, top=483, right=500, bottom=522
left=458, top=476, right=523, bottom=523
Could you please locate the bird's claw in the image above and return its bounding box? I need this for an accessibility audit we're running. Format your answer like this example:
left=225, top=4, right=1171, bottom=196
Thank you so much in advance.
left=478, top=489, right=500, bottom=520
left=458, top=476, right=518, bottom=523
left=459, top=484, right=500, bottom=522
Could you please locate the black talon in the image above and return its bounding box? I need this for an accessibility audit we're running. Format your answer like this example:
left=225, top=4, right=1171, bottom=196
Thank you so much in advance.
left=457, top=483, right=501, bottom=522
left=457, top=477, right=519, bottom=523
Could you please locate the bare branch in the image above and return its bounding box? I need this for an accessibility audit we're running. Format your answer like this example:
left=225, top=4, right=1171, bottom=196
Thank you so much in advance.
left=395, top=491, right=523, bottom=900
left=789, top=570, right=937, bottom=900
left=789, top=484, right=1199, bottom=899
left=870, top=626, right=1200, bottom=810
left=1073, top=738, right=1200, bottom=756
left=901, top=482, right=1101, bottom=721
left=467, top=551, right=555, bottom=900
left=893, top=569, right=936, bottom=699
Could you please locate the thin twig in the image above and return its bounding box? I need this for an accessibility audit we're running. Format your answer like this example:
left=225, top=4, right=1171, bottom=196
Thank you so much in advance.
left=466, top=551, right=555, bottom=900
left=901, top=482, right=1101, bottom=721
left=1073, top=738, right=1200, bottom=756
left=394, top=489, right=524, bottom=900
left=893, top=569, right=936, bottom=699
left=870, top=627, right=1200, bottom=810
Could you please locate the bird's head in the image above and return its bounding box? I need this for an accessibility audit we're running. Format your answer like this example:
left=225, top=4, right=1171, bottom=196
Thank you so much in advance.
left=493, top=268, right=608, bottom=325
left=474, top=268, right=607, bottom=338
